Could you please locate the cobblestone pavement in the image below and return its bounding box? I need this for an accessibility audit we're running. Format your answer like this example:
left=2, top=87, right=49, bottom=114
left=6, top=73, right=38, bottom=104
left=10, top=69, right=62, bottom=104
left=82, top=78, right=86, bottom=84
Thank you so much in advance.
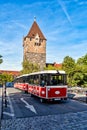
left=1, top=111, right=87, bottom=130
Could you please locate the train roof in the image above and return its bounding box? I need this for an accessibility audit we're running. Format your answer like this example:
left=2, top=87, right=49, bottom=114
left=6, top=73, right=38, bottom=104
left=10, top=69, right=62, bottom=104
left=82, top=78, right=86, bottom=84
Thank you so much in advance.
left=15, top=70, right=66, bottom=79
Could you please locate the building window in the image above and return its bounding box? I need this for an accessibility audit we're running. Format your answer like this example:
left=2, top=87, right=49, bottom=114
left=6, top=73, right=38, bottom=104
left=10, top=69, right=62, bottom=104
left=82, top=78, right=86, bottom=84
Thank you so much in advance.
left=35, top=42, right=37, bottom=46
left=36, top=38, right=38, bottom=40
left=30, top=38, right=32, bottom=41
left=39, top=43, right=41, bottom=46
left=40, top=39, right=43, bottom=42
left=35, top=42, right=41, bottom=46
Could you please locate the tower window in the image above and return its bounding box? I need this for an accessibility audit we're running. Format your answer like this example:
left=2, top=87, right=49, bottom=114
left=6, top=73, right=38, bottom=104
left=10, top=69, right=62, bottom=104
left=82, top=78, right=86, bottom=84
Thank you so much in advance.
left=40, top=39, right=43, bottom=42
left=39, top=43, right=41, bottom=46
left=35, top=42, right=41, bottom=46
left=36, top=38, right=38, bottom=40
left=30, top=38, right=32, bottom=41
left=35, top=43, right=37, bottom=46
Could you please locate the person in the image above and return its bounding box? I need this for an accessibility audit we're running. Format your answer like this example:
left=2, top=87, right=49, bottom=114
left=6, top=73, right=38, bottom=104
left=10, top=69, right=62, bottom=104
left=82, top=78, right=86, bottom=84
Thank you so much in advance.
left=40, top=78, right=45, bottom=87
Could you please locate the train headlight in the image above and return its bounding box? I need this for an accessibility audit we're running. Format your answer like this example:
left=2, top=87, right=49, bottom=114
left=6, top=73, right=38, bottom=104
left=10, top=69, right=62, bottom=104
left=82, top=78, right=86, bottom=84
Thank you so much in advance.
left=42, top=91, right=45, bottom=94
left=55, top=91, right=60, bottom=95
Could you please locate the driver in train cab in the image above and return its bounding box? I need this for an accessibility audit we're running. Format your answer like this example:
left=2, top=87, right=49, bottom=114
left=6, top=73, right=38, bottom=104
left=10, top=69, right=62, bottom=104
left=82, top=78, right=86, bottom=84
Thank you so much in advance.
left=51, top=77, right=57, bottom=85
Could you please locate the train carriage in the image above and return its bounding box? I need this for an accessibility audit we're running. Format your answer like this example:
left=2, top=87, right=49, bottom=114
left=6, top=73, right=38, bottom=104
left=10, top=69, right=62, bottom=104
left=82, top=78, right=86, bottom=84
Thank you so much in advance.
left=14, top=70, right=67, bottom=102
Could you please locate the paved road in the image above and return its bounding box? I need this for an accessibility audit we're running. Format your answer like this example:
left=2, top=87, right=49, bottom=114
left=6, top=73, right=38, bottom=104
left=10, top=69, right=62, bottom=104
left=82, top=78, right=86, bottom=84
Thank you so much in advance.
left=2, top=87, right=87, bottom=119
left=1, top=87, right=87, bottom=130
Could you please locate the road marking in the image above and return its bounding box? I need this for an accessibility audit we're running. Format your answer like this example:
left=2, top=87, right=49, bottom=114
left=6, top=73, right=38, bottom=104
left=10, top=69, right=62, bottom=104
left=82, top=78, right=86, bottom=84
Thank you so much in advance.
left=20, top=98, right=37, bottom=114
left=6, top=91, right=15, bottom=118
left=3, top=104, right=10, bottom=107
left=3, top=112, right=14, bottom=117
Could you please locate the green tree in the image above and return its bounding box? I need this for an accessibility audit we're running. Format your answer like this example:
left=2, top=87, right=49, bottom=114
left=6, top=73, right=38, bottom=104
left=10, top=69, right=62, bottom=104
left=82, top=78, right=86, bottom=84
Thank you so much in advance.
left=62, top=56, right=75, bottom=75
left=44, top=65, right=56, bottom=70
left=77, top=54, right=87, bottom=66
left=0, top=55, right=3, bottom=64
left=0, top=73, right=14, bottom=84
left=21, top=60, right=40, bottom=74
left=72, top=72, right=84, bottom=86
left=44, top=64, right=62, bottom=70
left=62, top=56, right=75, bottom=86
left=76, top=54, right=87, bottom=87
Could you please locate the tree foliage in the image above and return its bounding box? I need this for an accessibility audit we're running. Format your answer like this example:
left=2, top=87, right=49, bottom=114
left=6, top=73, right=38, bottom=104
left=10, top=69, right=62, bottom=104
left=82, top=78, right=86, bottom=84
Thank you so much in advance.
left=44, top=65, right=57, bottom=70
left=0, top=55, right=3, bottom=64
left=62, top=56, right=75, bottom=75
left=21, top=54, right=87, bottom=87
left=0, top=73, right=14, bottom=84
left=62, top=54, right=87, bottom=87
left=21, top=60, right=40, bottom=74
left=44, top=64, right=62, bottom=70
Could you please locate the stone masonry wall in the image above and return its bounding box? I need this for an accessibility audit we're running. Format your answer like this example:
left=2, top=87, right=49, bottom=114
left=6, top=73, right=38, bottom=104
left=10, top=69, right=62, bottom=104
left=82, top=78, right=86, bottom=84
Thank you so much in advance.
left=24, top=52, right=46, bottom=70
left=23, top=37, right=46, bottom=53
left=23, top=37, right=46, bottom=70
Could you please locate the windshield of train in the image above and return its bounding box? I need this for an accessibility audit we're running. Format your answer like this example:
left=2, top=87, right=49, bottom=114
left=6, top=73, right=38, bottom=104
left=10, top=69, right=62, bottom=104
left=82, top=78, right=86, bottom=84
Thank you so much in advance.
left=44, top=73, right=67, bottom=86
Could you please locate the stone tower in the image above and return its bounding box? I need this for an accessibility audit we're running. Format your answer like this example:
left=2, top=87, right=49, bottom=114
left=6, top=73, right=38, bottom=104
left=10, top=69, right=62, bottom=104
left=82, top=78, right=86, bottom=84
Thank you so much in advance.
left=23, top=20, right=46, bottom=70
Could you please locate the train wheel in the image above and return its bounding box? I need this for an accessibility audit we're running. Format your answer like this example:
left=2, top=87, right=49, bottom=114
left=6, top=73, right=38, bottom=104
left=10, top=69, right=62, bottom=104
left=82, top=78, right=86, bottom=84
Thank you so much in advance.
left=25, top=91, right=28, bottom=94
left=64, top=98, right=67, bottom=100
left=30, top=93, right=33, bottom=97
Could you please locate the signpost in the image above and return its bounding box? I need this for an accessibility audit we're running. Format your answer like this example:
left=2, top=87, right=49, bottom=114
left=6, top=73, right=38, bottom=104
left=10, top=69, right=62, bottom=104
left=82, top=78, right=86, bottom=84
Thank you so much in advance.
left=3, top=81, right=7, bottom=107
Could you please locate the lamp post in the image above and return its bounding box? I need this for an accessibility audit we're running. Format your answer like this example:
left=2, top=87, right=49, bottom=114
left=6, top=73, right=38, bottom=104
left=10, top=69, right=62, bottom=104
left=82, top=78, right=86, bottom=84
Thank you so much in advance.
left=3, top=80, right=7, bottom=107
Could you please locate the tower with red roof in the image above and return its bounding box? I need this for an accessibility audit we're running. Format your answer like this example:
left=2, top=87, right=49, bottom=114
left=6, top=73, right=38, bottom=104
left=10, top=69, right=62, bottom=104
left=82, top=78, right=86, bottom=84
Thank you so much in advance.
left=23, top=19, right=46, bottom=70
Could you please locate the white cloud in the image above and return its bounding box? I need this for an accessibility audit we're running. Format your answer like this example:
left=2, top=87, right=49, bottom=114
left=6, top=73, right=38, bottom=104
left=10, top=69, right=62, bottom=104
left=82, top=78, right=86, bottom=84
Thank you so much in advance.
left=58, top=0, right=72, bottom=25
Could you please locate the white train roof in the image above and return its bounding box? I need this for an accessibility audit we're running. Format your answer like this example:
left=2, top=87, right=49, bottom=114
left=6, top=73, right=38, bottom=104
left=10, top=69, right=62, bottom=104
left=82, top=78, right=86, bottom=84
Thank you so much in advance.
left=16, top=70, right=66, bottom=79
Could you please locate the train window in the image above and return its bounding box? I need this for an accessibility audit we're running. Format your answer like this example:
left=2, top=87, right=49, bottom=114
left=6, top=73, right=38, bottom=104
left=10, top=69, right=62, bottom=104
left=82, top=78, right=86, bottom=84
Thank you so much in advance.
left=29, top=76, right=34, bottom=84
left=51, top=76, right=57, bottom=85
left=33, top=75, right=39, bottom=85
left=40, top=74, right=48, bottom=87
left=46, top=74, right=67, bottom=86
left=26, top=76, right=30, bottom=83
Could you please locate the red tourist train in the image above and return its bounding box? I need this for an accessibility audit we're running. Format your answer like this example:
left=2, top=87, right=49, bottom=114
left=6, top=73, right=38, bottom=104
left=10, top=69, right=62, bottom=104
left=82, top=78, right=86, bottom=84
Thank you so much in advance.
left=14, top=70, right=67, bottom=102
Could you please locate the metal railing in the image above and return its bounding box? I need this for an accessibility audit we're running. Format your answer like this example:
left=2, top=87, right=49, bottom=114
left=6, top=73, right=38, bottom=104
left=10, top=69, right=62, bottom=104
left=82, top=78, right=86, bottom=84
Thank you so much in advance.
left=68, top=87, right=87, bottom=103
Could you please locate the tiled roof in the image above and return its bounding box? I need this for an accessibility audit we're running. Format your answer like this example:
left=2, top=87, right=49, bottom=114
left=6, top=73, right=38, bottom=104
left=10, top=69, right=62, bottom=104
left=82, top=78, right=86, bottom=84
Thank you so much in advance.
left=0, top=70, right=20, bottom=76
left=26, top=21, right=46, bottom=40
left=54, top=63, right=62, bottom=68
left=46, top=63, right=62, bottom=68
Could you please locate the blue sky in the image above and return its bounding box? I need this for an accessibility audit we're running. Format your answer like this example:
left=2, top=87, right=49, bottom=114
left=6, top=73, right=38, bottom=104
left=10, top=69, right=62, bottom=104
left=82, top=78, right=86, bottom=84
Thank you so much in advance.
left=0, top=0, right=87, bottom=71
